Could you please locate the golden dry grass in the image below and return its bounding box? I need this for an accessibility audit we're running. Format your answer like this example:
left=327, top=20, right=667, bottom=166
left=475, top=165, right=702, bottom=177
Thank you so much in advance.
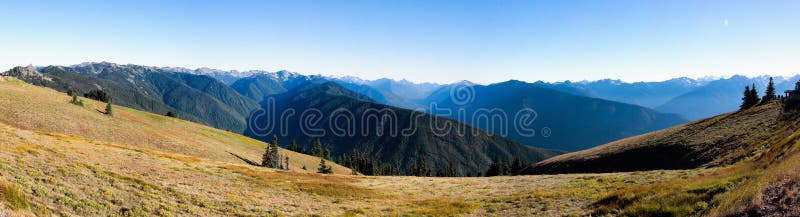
left=0, top=77, right=348, bottom=174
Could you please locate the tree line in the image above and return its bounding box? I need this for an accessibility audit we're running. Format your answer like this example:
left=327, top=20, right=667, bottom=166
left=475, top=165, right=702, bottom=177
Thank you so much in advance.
left=740, top=77, right=776, bottom=110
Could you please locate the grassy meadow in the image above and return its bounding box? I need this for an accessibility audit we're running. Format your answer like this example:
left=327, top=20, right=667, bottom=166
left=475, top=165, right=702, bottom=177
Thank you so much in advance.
left=1, top=77, right=798, bottom=216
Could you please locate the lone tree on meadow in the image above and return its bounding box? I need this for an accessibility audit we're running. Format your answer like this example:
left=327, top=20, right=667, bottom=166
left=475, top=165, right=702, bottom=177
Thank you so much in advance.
left=105, top=99, right=113, bottom=116
left=261, top=136, right=275, bottom=168
left=317, top=158, right=333, bottom=174
left=269, top=135, right=280, bottom=168
left=740, top=84, right=760, bottom=110
left=761, top=77, right=776, bottom=104
left=261, top=135, right=281, bottom=168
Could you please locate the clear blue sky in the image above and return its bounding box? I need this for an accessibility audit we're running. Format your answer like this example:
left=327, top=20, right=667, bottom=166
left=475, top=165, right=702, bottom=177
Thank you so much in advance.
left=2, top=0, right=799, bottom=84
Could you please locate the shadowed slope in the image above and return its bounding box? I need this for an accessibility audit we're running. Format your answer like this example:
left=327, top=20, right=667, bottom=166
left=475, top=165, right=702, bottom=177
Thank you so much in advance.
left=526, top=102, right=794, bottom=174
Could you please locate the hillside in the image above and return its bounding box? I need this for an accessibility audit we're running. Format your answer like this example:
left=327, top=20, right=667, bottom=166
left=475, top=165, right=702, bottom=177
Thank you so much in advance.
left=2, top=76, right=799, bottom=216
left=0, top=77, right=348, bottom=173
left=526, top=101, right=794, bottom=174
left=245, top=81, right=563, bottom=176
left=519, top=100, right=800, bottom=216
left=3, top=63, right=259, bottom=133
left=433, top=80, right=687, bottom=151
left=0, top=76, right=713, bottom=217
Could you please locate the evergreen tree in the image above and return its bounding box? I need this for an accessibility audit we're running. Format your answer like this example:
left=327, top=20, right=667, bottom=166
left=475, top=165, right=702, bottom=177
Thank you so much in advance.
left=500, top=161, right=510, bottom=175
left=261, top=142, right=272, bottom=167
left=741, top=85, right=751, bottom=110
left=741, top=85, right=761, bottom=110
left=486, top=158, right=511, bottom=176
left=323, top=148, right=331, bottom=160
left=317, top=158, right=333, bottom=174
left=284, top=156, right=290, bottom=170
left=287, top=140, right=302, bottom=153
left=268, top=135, right=280, bottom=168
left=749, top=84, right=761, bottom=107
left=510, top=158, right=527, bottom=175
left=762, top=77, right=776, bottom=104
left=408, top=161, right=418, bottom=176
left=486, top=158, right=499, bottom=176
left=302, top=164, right=307, bottom=170
left=311, top=138, right=323, bottom=157
left=417, top=158, right=431, bottom=177
left=105, top=99, right=113, bottom=116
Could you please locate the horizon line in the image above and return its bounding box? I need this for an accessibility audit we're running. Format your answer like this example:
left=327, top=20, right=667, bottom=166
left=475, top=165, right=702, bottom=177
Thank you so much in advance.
left=4, top=61, right=800, bottom=86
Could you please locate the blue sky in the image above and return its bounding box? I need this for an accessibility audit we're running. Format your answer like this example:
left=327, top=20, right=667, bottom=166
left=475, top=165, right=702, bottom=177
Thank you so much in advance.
left=2, top=0, right=799, bottom=84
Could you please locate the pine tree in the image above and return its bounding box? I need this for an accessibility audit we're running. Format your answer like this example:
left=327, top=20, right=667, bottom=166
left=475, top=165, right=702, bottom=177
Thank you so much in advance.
left=261, top=143, right=272, bottom=167
left=284, top=156, right=290, bottom=170
left=762, top=77, right=776, bottom=104
left=323, top=148, right=331, bottom=160
left=105, top=99, right=113, bottom=116
left=499, top=161, right=510, bottom=175
left=317, top=158, right=332, bottom=174
left=511, top=158, right=525, bottom=175
left=268, top=135, right=280, bottom=168
left=287, top=140, right=302, bottom=153
left=417, top=158, right=430, bottom=177
left=302, top=164, right=307, bottom=170
left=741, top=85, right=751, bottom=110
left=311, top=138, right=323, bottom=157
left=741, top=85, right=761, bottom=110
left=749, top=84, right=760, bottom=107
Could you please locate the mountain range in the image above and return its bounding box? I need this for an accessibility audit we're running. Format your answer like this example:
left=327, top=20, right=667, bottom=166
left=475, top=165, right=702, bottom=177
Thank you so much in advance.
left=243, top=81, right=562, bottom=175
left=4, top=63, right=259, bottom=133
left=5, top=62, right=798, bottom=155
left=3, top=62, right=800, bottom=216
